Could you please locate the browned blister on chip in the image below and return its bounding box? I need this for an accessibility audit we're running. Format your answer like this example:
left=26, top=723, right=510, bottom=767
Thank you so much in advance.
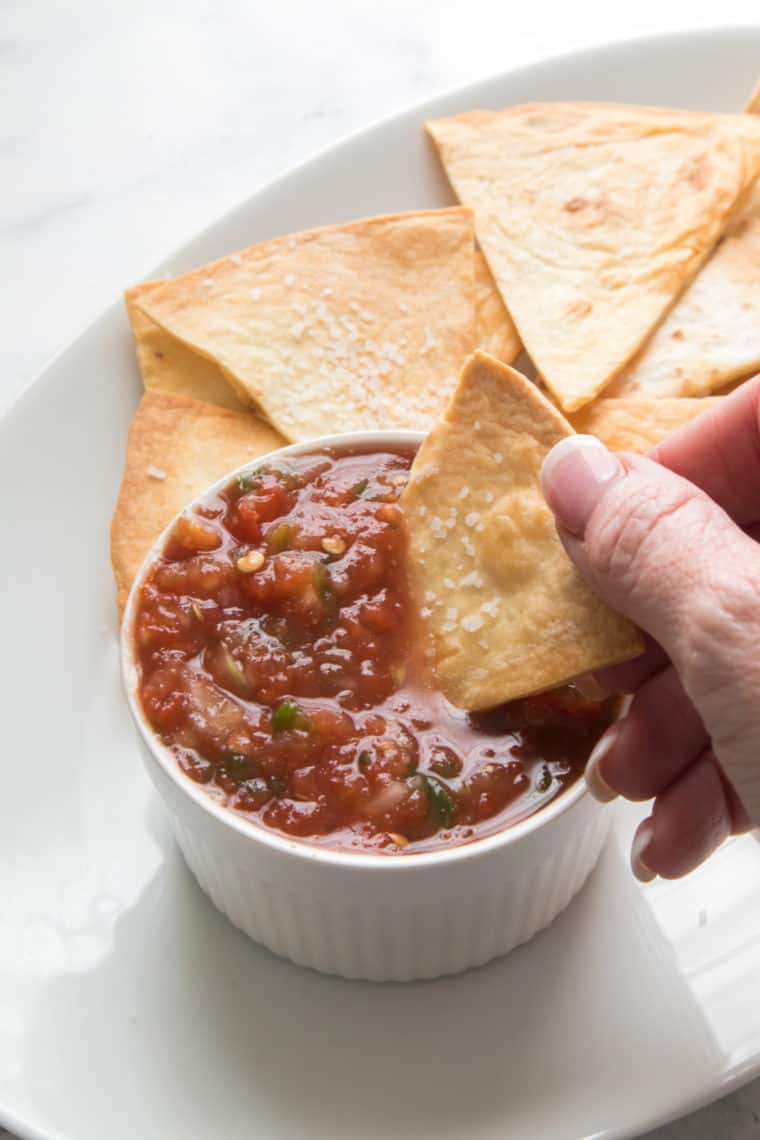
left=125, top=284, right=251, bottom=412
left=473, top=250, right=521, bottom=364
left=427, top=103, right=760, bottom=411
left=135, top=209, right=475, bottom=442
left=570, top=396, right=722, bottom=452
left=401, top=352, right=644, bottom=709
left=110, top=390, right=284, bottom=614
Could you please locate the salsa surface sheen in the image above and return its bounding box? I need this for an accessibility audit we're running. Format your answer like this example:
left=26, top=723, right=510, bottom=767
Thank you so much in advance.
left=134, top=444, right=615, bottom=854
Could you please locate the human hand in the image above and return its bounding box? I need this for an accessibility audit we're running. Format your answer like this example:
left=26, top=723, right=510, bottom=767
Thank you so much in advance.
left=540, top=377, right=760, bottom=882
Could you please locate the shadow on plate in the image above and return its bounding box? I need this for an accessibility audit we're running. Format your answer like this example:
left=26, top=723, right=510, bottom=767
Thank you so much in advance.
left=20, top=797, right=728, bottom=1140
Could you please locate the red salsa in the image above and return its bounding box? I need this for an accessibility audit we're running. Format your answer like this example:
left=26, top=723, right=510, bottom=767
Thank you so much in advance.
left=133, top=445, right=615, bottom=853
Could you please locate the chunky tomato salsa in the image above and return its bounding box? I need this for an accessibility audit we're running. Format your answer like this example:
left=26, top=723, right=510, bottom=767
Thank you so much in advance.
left=133, top=445, right=615, bottom=853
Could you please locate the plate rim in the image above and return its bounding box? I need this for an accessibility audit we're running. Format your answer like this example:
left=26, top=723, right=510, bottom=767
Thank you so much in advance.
left=4, top=20, right=759, bottom=425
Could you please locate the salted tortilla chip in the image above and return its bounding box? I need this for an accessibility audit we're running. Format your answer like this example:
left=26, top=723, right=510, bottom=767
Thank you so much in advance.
left=136, top=209, right=475, bottom=442
left=607, top=213, right=760, bottom=397
left=473, top=250, right=521, bottom=363
left=111, top=390, right=284, bottom=614
left=401, top=352, right=643, bottom=709
left=125, top=283, right=250, bottom=412
left=570, top=397, right=721, bottom=453
left=427, top=103, right=760, bottom=411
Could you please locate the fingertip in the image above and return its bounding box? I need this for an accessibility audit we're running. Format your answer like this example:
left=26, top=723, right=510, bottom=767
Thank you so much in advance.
left=585, top=727, right=619, bottom=803
left=541, top=435, right=623, bottom=536
left=631, top=819, right=657, bottom=883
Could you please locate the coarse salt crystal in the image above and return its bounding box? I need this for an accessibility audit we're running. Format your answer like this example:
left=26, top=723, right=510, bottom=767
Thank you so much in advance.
left=485, top=491, right=494, bottom=504
left=458, top=486, right=470, bottom=500
left=444, top=577, right=455, bottom=589
left=494, top=452, right=503, bottom=464
left=474, top=421, right=481, bottom=431
left=462, top=536, right=476, bottom=556
left=464, top=512, right=480, bottom=527
left=462, top=614, right=484, bottom=632
left=146, top=466, right=167, bottom=480
left=446, top=607, right=458, bottom=621
left=421, top=606, right=432, bottom=618
left=460, top=570, right=482, bottom=588
left=419, top=327, right=437, bottom=356
left=481, top=599, right=499, bottom=616
left=229, top=253, right=243, bottom=265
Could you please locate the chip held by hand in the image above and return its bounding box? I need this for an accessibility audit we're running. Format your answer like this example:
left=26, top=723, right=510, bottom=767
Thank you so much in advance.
left=401, top=352, right=644, bottom=709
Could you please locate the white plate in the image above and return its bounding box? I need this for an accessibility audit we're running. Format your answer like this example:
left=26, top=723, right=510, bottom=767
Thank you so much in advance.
left=3, top=26, right=760, bottom=1140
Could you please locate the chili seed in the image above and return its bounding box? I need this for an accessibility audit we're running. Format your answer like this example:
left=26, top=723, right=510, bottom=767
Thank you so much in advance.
left=321, top=535, right=346, bottom=556
left=236, top=549, right=266, bottom=573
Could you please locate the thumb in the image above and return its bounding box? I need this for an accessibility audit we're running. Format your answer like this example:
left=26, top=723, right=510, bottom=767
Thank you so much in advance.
left=541, top=435, right=760, bottom=818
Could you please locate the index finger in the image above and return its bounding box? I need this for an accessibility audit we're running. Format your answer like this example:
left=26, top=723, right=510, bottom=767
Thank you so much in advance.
left=648, top=373, right=760, bottom=527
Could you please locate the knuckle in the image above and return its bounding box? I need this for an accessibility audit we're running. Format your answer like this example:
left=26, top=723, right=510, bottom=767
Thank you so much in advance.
left=585, top=476, right=701, bottom=591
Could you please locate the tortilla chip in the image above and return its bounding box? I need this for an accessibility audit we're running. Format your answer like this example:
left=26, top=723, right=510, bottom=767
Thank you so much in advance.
left=473, top=250, right=521, bottom=363
left=125, top=283, right=251, bottom=412
left=426, top=103, right=760, bottom=411
left=401, top=352, right=643, bottom=709
left=570, top=397, right=721, bottom=453
left=746, top=77, right=760, bottom=115
left=111, top=390, right=284, bottom=614
left=607, top=214, right=760, bottom=397
left=716, top=371, right=759, bottom=395
left=608, top=79, right=760, bottom=399
left=135, top=209, right=475, bottom=442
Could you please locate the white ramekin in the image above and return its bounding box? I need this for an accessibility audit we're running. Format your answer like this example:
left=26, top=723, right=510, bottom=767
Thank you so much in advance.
left=121, top=430, right=611, bottom=982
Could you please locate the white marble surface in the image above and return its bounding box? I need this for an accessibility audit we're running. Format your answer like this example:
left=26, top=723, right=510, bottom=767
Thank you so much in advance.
left=3, top=1, right=760, bottom=1136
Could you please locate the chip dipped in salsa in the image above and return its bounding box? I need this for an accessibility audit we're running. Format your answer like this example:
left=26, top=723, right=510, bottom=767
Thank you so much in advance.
left=132, top=443, right=616, bottom=854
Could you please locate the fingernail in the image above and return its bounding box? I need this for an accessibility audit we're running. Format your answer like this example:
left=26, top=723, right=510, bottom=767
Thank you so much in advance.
left=585, top=727, right=619, bottom=803
left=575, top=672, right=607, bottom=700
left=631, top=820, right=657, bottom=883
left=541, top=435, right=623, bottom=536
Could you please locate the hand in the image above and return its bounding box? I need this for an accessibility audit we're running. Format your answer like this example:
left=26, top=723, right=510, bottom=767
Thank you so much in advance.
left=540, top=377, right=760, bottom=882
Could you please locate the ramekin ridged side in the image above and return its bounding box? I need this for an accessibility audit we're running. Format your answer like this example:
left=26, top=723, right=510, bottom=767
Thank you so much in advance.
left=140, top=736, right=610, bottom=981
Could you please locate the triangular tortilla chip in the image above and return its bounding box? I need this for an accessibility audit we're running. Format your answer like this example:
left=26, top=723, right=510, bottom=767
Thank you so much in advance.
left=570, top=397, right=721, bottom=453
left=401, top=352, right=643, bottom=709
left=607, top=213, right=760, bottom=397
left=473, top=250, right=521, bottom=363
left=125, top=283, right=251, bottom=412
left=606, top=85, right=760, bottom=397
left=136, top=209, right=475, bottom=442
left=111, top=390, right=284, bottom=614
left=427, top=103, right=760, bottom=411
